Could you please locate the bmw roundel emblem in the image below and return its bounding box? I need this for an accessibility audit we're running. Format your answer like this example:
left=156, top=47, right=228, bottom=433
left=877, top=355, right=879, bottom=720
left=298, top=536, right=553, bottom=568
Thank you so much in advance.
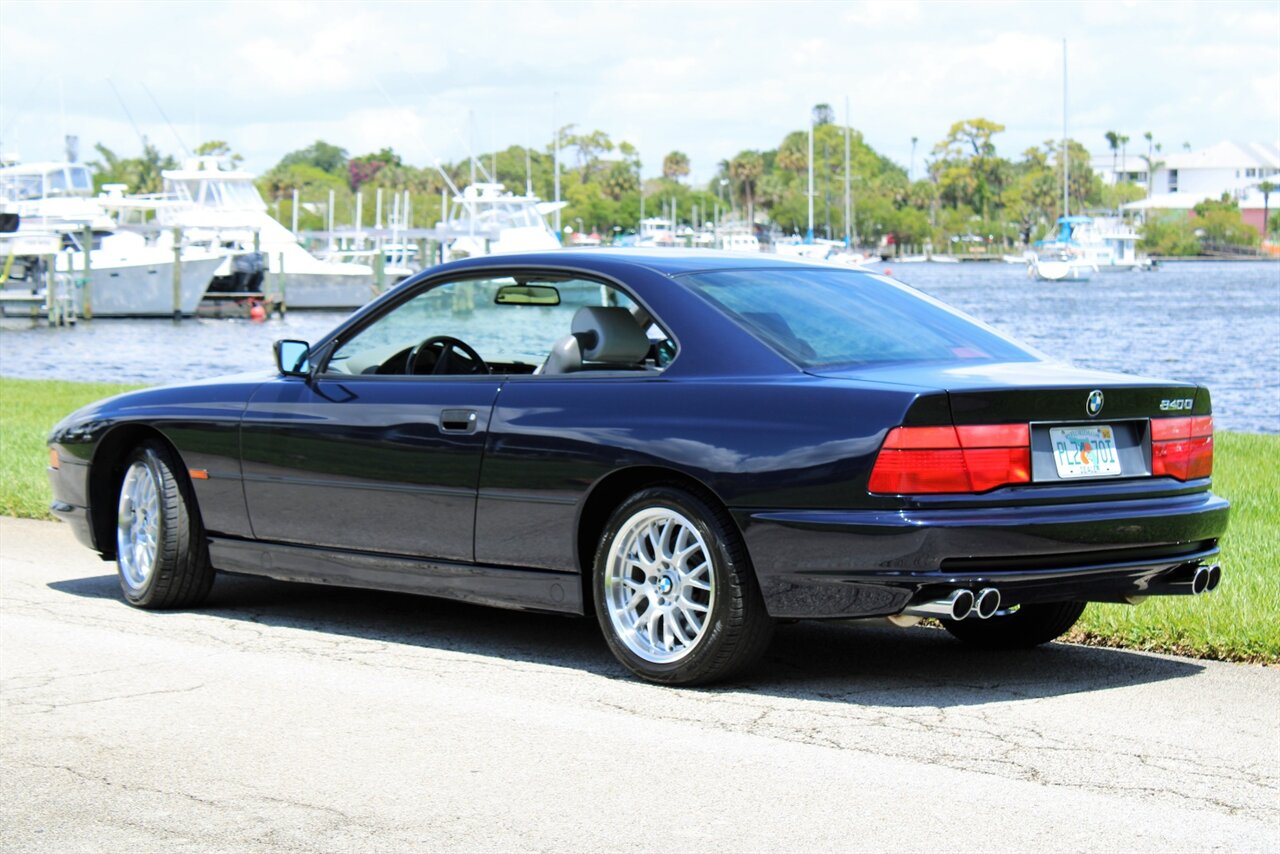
left=1086, top=389, right=1104, bottom=417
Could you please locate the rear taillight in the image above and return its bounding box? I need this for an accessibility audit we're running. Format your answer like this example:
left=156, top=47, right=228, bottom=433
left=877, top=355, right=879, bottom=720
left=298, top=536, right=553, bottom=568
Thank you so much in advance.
left=868, top=424, right=1030, bottom=494
left=1151, top=416, right=1213, bottom=480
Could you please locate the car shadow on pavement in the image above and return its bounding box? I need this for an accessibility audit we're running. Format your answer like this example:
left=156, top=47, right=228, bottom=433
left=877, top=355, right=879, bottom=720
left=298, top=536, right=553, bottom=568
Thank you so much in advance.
left=50, top=572, right=1204, bottom=708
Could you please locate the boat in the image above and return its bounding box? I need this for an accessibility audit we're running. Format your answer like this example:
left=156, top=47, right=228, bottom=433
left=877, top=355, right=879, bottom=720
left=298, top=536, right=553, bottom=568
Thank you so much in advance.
left=1027, top=249, right=1097, bottom=282
left=0, top=161, right=224, bottom=316
left=140, top=157, right=377, bottom=310
left=1028, top=216, right=1149, bottom=281
left=438, top=182, right=565, bottom=259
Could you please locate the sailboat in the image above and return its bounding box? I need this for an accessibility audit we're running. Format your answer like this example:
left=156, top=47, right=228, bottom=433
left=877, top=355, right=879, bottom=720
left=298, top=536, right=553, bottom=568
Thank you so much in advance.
left=1028, top=40, right=1096, bottom=283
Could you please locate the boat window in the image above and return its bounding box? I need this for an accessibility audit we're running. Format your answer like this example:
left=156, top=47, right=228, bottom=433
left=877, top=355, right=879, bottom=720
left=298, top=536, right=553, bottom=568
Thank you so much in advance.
left=323, top=275, right=672, bottom=377
left=45, top=168, right=69, bottom=195
left=69, top=166, right=92, bottom=192
left=0, top=173, right=43, bottom=201
left=680, top=268, right=1036, bottom=369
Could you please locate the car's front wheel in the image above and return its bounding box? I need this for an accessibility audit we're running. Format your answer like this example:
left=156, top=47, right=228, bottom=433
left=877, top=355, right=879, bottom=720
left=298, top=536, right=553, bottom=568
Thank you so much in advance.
left=593, top=486, right=773, bottom=685
left=941, top=600, right=1087, bottom=649
left=115, top=441, right=215, bottom=609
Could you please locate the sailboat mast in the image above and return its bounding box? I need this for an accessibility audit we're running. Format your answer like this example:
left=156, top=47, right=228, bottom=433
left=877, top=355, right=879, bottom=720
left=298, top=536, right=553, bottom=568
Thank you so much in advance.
left=807, top=112, right=814, bottom=244
left=1062, top=38, right=1069, bottom=219
left=844, top=95, right=851, bottom=248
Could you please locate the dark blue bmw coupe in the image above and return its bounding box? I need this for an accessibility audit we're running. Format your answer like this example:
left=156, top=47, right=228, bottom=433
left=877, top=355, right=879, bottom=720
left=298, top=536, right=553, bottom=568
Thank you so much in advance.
left=47, top=250, right=1229, bottom=684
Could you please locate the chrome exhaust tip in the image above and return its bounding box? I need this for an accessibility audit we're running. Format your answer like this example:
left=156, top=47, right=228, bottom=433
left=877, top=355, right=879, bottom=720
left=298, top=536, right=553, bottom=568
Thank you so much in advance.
left=974, top=587, right=1002, bottom=619
left=1191, top=565, right=1211, bottom=595
left=1204, top=564, right=1222, bottom=592
left=899, top=589, right=976, bottom=621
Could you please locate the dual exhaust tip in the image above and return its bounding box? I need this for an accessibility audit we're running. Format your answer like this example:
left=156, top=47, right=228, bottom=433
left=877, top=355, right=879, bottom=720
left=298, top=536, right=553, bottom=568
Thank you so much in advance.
left=902, top=587, right=1001, bottom=622
left=1191, top=563, right=1222, bottom=595
left=904, top=563, right=1221, bottom=622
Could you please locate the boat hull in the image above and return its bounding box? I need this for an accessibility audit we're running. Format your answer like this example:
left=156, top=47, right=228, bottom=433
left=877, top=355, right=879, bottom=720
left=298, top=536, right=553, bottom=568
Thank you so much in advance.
left=275, top=272, right=381, bottom=310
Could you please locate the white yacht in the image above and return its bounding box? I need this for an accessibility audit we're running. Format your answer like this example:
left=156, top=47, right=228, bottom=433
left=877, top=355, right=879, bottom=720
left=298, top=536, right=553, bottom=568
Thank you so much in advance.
left=0, top=161, right=223, bottom=316
left=1028, top=216, right=1148, bottom=282
left=148, top=158, right=376, bottom=309
left=439, top=182, right=565, bottom=259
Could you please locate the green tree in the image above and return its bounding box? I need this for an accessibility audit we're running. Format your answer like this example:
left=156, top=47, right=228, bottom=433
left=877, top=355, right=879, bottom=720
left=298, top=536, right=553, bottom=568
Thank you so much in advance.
left=1104, top=130, right=1120, bottom=180
left=87, top=140, right=177, bottom=194
left=278, top=140, right=348, bottom=176
left=811, top=103, right=835, bottom=126
left=193, top=140, right=243, bottom=167
left=728, top=151, right=764, bottom=224
left=930, top=118, right=1009, bottom=222
left=662, top=150, right=690, bottom=181
left=1140, top=214, right=1200, bottom=255
left=1258, top=180, right=1275, bottom=238
left=1194, top=195, right=1260, bottom=247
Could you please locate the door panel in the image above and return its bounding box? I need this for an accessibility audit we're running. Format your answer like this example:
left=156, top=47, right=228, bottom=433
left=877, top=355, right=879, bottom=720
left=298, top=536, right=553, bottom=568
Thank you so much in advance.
left=241, top=376, right=501, bottom=562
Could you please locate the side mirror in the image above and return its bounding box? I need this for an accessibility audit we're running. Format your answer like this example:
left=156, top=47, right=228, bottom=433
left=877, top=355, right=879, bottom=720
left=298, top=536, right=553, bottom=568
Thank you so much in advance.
left=274, top=339, right=312, bottom=377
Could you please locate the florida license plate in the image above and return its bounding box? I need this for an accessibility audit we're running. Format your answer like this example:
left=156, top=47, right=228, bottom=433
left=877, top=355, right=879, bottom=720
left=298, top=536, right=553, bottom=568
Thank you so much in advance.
left=1050, top=425, right=1122, bottom=478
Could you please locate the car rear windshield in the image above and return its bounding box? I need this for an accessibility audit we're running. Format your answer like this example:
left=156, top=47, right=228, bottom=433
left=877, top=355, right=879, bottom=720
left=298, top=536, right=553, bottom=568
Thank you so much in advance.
left=679, top=268, right=1037, bottom=369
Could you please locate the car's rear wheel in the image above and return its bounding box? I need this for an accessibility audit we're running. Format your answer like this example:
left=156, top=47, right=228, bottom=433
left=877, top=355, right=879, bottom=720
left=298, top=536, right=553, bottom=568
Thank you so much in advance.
left=594, top=486, right=773, bottom=685
left=941, top=600, right=1087, bottom=649
left=115, top=441, right=215, bottom=609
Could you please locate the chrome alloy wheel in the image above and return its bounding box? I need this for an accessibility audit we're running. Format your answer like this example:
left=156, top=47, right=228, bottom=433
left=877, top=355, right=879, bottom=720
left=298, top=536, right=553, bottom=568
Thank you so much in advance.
left=604, top=507, right=715, bottom=664
left=117, top=460, right=161, bottom=591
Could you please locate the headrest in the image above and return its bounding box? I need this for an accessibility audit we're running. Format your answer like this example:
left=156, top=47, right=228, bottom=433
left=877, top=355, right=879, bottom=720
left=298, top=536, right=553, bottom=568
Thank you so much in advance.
left=571, top=306, right=651, bottom=364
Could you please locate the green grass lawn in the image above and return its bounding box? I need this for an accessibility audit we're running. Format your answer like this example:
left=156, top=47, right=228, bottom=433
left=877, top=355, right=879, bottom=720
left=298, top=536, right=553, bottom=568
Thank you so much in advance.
left=2, top=375, right=1276, bottom=663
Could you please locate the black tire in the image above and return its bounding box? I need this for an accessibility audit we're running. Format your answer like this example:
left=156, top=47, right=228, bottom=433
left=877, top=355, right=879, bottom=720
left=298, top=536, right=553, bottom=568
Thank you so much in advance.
left=113, top=441, right=215, bottom=609
left=593, top=485, right=774, bottom=685
left=941, top=601, right=1087, bottom=649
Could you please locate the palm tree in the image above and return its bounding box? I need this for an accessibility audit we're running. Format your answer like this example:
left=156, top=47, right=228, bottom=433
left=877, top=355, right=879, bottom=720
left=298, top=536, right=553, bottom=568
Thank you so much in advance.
left=1259, top=181, right=1275, bottom=238
left=1140, top=154, right=1165, bottom=200
left=662, top=151, right=690, bottom=182
left=728, top=151, right=764, bottom=225
left=1118, top=134, right=1130, bottom=183
left=1104, top=131, right=1120, bottom=182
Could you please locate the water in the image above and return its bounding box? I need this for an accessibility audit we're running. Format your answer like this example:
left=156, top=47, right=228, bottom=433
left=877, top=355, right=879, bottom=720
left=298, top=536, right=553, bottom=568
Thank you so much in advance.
left=1, top=260, right=1277, bottom=433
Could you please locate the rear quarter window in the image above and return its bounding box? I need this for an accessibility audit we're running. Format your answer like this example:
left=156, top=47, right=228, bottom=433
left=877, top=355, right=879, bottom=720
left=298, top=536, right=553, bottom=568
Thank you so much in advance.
left=679, top=268, right=1037, bottom=369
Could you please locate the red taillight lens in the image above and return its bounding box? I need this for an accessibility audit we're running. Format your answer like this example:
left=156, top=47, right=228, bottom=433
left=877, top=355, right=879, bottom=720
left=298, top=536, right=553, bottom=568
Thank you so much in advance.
left=869, top=425, right=1031, bottom=494
left=1152, top=416, right=1213, bottom=480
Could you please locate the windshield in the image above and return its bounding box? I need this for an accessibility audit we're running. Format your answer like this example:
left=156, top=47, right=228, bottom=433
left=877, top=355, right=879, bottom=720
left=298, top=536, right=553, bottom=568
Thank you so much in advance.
left=679, top=268, right=1036, bottom=369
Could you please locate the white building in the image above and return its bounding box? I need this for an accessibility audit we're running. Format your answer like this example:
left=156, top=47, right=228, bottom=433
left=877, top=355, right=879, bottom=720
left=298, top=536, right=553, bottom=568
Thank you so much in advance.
left=1093, top=141, right=1279, bottom=191
left=1092, top=141, right=1280, bottom=232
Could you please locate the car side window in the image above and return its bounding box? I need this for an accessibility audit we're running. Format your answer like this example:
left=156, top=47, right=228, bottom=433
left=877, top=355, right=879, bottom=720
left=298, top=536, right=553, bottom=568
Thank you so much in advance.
left=321, top=274, right=676, bottom=377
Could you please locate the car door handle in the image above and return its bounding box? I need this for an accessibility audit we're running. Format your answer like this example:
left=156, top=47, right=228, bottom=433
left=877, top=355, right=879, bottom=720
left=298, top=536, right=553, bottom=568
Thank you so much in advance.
left=440, top=409, right=478, bottom=433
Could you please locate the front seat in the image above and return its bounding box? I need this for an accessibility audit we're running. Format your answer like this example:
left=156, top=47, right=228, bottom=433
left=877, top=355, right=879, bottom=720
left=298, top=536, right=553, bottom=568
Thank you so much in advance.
left=540, top=306, right=652, bottom=375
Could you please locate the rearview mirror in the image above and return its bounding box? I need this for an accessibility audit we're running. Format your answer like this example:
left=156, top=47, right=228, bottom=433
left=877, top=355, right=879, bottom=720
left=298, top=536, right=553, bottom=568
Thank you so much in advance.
left=494, top=284, right=561, bottom=306
left=274, top=339, right=311, bottom=376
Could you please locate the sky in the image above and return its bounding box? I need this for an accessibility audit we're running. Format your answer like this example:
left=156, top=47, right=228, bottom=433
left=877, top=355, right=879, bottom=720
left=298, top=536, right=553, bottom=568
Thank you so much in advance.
left=1, top=0, right=1277, bottom=184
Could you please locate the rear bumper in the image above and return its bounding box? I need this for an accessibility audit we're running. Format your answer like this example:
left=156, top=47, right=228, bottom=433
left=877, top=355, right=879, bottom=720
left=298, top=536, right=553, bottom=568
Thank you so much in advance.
left=735, top=490, right=1230, bottom=619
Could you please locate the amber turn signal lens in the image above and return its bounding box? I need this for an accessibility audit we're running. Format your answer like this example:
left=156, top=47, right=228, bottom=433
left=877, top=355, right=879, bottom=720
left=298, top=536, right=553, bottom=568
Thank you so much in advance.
left=49, top=449, right=59, bottom=469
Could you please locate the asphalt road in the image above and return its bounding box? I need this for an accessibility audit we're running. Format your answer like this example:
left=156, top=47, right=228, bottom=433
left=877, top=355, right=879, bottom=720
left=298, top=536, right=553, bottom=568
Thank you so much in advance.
left=2, top=516, right=1277, bottom=852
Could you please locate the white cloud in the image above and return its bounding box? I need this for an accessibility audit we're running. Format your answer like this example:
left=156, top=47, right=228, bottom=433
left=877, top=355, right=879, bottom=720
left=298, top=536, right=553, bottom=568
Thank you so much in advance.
left=1, top=0, right=1276, bottom=181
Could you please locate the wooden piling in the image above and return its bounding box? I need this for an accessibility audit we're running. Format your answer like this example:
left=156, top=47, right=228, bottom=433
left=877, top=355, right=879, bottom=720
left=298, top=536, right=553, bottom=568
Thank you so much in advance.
left=172, top=226, right=183, bottom=320
left=80, top=225, right=93, bottom=320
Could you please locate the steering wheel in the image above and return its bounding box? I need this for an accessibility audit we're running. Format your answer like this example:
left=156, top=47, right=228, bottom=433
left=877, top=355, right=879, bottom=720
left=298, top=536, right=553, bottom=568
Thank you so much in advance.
left=405, top=335, right=489, bottom=375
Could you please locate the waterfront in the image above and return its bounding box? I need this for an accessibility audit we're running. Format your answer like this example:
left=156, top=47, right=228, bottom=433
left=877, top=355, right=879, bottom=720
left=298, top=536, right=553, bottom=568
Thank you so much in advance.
left=1, top=259, right=1276, bottom=433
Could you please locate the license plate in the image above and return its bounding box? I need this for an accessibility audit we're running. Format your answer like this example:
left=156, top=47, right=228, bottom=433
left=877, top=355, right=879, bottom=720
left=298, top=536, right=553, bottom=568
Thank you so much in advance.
left=1050, top=425, right=1122, bottom=478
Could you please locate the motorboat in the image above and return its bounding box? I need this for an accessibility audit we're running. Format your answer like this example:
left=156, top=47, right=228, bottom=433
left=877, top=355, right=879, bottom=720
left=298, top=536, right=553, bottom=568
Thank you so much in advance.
left=0, top=161, right=223, bottom=316
left=1027, top=249, right=1097, bottom=282
left=1027, top=216, right=1146, bottom=282
left=438, top=182, right=565, bottom=259
left=140, top=157, right=376, bottom=310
